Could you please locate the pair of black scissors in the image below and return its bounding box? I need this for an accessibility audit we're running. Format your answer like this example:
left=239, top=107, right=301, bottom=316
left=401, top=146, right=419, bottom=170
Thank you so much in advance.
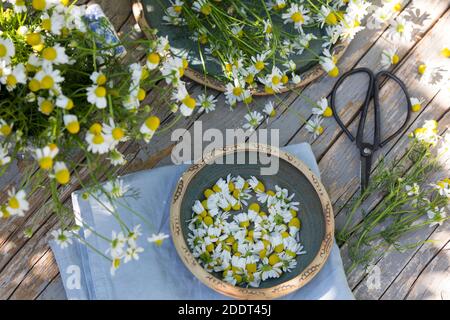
left=330, top=68, right=412, bottom=192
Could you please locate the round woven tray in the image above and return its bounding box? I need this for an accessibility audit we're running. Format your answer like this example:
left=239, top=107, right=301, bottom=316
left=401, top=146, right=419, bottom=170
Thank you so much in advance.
left=133, top=1, right=349, bottom=95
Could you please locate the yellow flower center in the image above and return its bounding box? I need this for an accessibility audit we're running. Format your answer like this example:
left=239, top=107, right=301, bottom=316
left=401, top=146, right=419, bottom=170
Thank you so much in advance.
left=16, top=0, right=25, bottom=5
left=225, top=63, right=233, bottom=72
left=95, top=86, right=106, bottom=97
left=32, top=0, right=46, bottom=10
left=42, top=18, right=51, bottom=31
left=392, top=54, right=400, bottom=64
left=411, top=103, right=421, bottom=112
left=199, top=34, right=208, bottom=44
left=96, top=74, right=107, bottom=85
left=323, top=107, right=333, bottom=117
left=65, top=98, right=74, bottom=110
left=268, top=253, right=280, bottom=266
left=39, top=156, right=53, bottom=170
left=281, top=74, right=289, bottom=84
left=200, top=4, right=212, bottom=15
left=26, top=33, right=42, bottom=46
left=60, top=0, right=70, bottom=6
left=418, top=64, right=427, bottom=75
left=137, top=88, right=146, bottom=101
left=28, top=79, right=41, bottom=92
left=145, top=116, right=160, bottom=131
left=40, top=75, right=54, bottom=89
left=245, top=74, right=254, bottom=84
left=89, top=123, right=102, bottom=135
left=174, top=5, right=182, bottom=13
left=112, top=127, right=125, bottom=141
left=328, top=66, right=339, bottom=78
left=396, top=24, right=405, bottom=33
left=147, top=52, right=160, bottom=65
left=291, top=12, right=304, bottom=23
left=6, top=75, right=17, bottom=87
left=255, top=61, right=264, bottom=71
left=0, top=124, right=12, bottom=136
left=325, top=12, right=338, bottom=25
left=154, top=239, right=164, bottom=246
left=182, top=96, right=196, bottom=109
left=441, top=48, right=450, bottom=58
left=66, top=121, right=80, bottom=134
left=9, top=197, right=20, bottom=209
left=92, top=134, right=105, bottom=145
left=271, top=75, right=280, bottom=85
left=264, top=86, right=274, bottom=94
left=232, top=86, right=242, bottom=96
left=40, top=100, right=54, bottom=115
left=55, top=169, right=70, bottom=185
left=393, top=3, right=402, bottom=12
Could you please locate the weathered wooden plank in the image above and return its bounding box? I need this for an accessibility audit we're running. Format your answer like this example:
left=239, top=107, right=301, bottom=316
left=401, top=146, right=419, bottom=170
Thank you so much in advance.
left=332, top=9, right=450, bottom=290
left=405, top=240, right=450, bottom=300
left=36, top=275, right=66, bottom=300
left=381, top=207, right=450, bottom=299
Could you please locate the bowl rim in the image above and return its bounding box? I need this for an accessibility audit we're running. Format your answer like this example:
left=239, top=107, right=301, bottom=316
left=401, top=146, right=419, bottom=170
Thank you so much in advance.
left=169, top=143, right=334, bottom=299
left=132, top=0, right=350, bottom=96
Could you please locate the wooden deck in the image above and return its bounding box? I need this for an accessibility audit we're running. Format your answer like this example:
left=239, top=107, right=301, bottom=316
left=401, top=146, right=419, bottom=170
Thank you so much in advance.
left=1, top=0, right=449, bottom=300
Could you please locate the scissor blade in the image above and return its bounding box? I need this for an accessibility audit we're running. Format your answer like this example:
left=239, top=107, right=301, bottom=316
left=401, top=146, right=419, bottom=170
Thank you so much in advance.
left=360, top=155, right=373, bottom=192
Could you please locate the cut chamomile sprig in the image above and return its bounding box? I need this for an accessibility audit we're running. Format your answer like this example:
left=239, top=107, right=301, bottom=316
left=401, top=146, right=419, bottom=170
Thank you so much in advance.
left=187, top=174, right=305, bottom=288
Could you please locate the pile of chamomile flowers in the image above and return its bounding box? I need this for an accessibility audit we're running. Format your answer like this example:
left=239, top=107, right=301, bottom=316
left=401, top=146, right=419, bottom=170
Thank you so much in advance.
left=187, top=175, right=305, bottom=288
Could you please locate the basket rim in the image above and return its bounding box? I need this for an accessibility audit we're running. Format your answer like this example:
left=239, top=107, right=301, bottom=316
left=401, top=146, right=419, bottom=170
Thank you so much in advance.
left=169, top=143, right=334, bottom=299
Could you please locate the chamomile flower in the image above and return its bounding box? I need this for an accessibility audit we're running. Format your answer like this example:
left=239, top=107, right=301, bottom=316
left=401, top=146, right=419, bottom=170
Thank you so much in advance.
left=41, top=44, right=70, bottom=66
left=368, top=5, right=393, bottom=29
left=312, top=97, right=333, bottom=117
left=51, top=229, right=73, bottom=249
left=0, top=37, right=15, bottom=63
left=124, top=245, right=144, bottom=263
left=410, top=97, right=424, bottom=112
left=197, top=93, right=217, bottom=113
left=243, top=111, right=263, bottom=131
left=260, top=66, right=285, bottom=94
left=37, top=97, right=54, bottom=115
left=262, top=19, right=272, bottom=39
left=427, top=206, right=447, bottom=227
left=63, top=114, right=80, bottom=134
left=104, top=179, right=129, bottom=199
left=282, top=4, right=311, bottom=32
left=161, top=55, right=187, bottom=85
left=90, top=71, right=107, bottom=85
left=388, top=16, right=413, bottom=43
left=86, top=84, right=108, bottom=109
left=250, top=51, right=269, bottom=74
left=34, top=65, right=64, bottom=90
left=174, top=83, right=197, bottom=116
left=55, top=94, right=74, bottom=110
left=52, top=161, right=70, bottom=185
left=0, top=144, right=11, bottom=166
left=263, top=101, right=276, bottom=118
left=108, top=230, right=127, bottom=258
left=381, top=48, right=400, bottom=68
left=413, top=120, right=439, bottom=146
left=319, top=49, right=339, bottom=77
left=6, top=188, right=29, bottom=216
left=104, top=118, right=127, bottom=148
left=0, top=119, right=13, bottom=137
left=305, top=116, right=324, bottom=139
left=405, top=183, right=420, bottom=197
left=140, top=116, right=160, bottom=142
left=7, top=0, right=27, bottom=13
left=318, top=5, right=339, bottom=27
left=432, top=179, right=450, bottom=198
left=148, top=233, right=170, bottom=246
left=34, top=144, right=59, bottom=170
left=108, top=149, right=127, bottom=166
left=2, top=63, right=26, bottom=91
left=225, top=78, right=246, bottom=106
left=192, top=0, right=212, bottom=16
left=40, top=11, right=65, bottom=35
left=85, top=123, right=113, bottom=154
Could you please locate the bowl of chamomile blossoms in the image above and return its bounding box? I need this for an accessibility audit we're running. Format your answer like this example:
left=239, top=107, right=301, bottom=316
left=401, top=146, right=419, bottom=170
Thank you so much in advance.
left=170, top=144, right=334, bottom=299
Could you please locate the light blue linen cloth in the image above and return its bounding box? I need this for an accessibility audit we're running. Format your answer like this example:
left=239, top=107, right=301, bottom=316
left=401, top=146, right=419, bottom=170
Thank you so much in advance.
left=50, top=143, right=354, bottom=300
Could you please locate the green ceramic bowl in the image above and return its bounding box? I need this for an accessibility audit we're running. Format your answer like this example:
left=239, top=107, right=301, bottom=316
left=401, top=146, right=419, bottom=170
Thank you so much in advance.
left=170, top=144, right=334, bottom=299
